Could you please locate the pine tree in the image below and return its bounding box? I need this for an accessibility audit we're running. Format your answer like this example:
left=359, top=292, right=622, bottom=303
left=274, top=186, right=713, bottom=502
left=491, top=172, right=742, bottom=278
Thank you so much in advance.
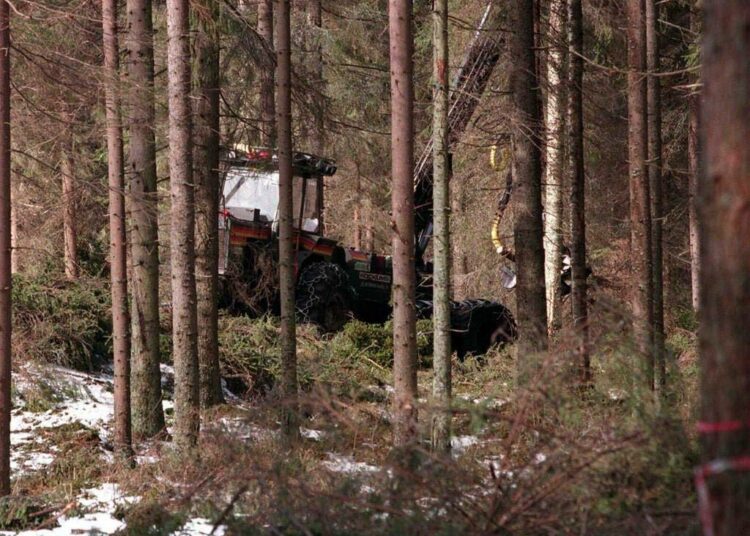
left=167, top=0, right=200, bottom=449
left=389, top=0, right=418, bottom=447
left=430, top=0, right=451, bottom=454
left=126, top=0, right=165, bottom=438
left=103, top=0, right=132, bottom=458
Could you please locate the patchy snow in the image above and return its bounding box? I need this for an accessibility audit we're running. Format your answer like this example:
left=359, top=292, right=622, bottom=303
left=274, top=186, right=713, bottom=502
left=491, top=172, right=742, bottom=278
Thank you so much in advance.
left=451, top=435, right=480, bottom=455
left=175, top=518, right=226, bottom=535
left=323, top=453, right=379, bottom=474
left=300, top=428, right=324, bottom=441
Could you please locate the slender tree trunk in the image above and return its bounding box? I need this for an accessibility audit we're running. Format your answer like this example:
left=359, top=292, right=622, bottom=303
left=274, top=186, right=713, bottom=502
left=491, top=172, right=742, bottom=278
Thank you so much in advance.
left=430, top=0, right=451, bottom=454
left=126, top=0, right=165, bottom=438
left=275, top=0, right=299, bottom=443
left=543, top=0, right=566, bottom=332
left=688, top=5, right=700, bottom=315
left=389, top=0, right=418, bottom=447
left=353, top=167, right=362, bottom=249
left=568, top=0, right=588, bottom=384
left=365, top=201, right=375, bottom=252
left=258, top=0, right=276, bottom=147
left=0, top=0, right=11, bottom=497
left=61, top=152, right=79, bottom=280
left=511, top=0, right=547, bottom=381
left=167, top=0, right=199, bottom=450
left=193, top=0, right=223, bottom=409
left=9, top=184, right=15, bottom=273
left=626, top=0, right=653, bottom=389
left=103, top=0, right=132, bottom=459
left=646, top=0, right=664, bottom=390
left=308, top=0, right=326, bottom=233
left=698, top=2, right=750, bottom=534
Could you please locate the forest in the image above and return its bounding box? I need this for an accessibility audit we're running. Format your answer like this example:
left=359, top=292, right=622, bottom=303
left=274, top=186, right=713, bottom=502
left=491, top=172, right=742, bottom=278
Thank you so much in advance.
left=0, top=0, right=745, bottom=534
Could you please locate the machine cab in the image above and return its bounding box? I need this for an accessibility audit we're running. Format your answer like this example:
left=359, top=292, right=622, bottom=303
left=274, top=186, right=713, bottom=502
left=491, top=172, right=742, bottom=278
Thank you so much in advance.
left=220, top=147, right=335, bottom=234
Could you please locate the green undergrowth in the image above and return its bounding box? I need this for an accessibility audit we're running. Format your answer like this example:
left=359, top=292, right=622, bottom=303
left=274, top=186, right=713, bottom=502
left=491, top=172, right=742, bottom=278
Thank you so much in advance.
left=12, top=272, right=112, bottom=371
left=219, top=316, right=433, bottom=399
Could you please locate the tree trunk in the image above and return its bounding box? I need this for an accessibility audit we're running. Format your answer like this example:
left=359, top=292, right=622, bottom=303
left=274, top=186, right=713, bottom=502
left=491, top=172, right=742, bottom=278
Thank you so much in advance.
left=646, top=0, right=664, bottom=390
left=9, top=184, right=15, bottom=274
left=698, top=2, right=750, bottom=534
left=308, top=0, right=326, bottom=233
left=0, top=0, right=11, bottom=496
left=543, top=0, right=566, bottom=332
left=511, top=0, right=548, bottom=381
left=353, top=167, right=362, bottom=249
left=126, top=0, right=165, bottom=438
left=193, top=0, right=224, bottom=409
left=103, top=0, right=132, bottom=459
left=568, top=0, right=589, bottom=384
left=61, top=152, right=78, bottom=280
left=688, top=5, right=700, bottom=315
left=258, top=0, right=276, bottom=147
left=389, top=0, right=418, bottom=447
left=275, top=0, right=299, bottom=444
left=167, top=0, right=199, bottom=450
left=430, top=0, right=451, bottom=454
left=626, top=0, right=653, bottom=389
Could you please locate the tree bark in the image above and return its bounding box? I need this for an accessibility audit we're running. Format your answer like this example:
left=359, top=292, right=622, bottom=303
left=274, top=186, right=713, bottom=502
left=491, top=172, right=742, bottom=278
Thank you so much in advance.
left=688, top=5, right=700, bottom=315
left=258, top=0, right=276, bottom=147
left=698, top=2, right=750, bottom=534
left=61, top=152, right=78, bottom=280
left=126, top=0, right=165, bottom=438
left=0, top=0, right=11, bottom=497
left=543, top=0, right=566, bottom=332
left=568, top=0, right=588, bottom=384
left=103, top=0, right=132, bottom=459
left=511, top=0, right=548, bottom=381
left=275, top=0, right=299, bottom=444
left=388, top=0, right=418, bottom=447
left=646, top=0, right=664, bottom=390
left=167, top=0, right=199, bottom=450
left=193, top=0, right=223, bottom=409
left=353, top=166, right=362, bottom=249
left=627, top=0, right=653, bottom=389
left=430, top=0, right=451, bottom=454
left=308, top=0, right=326, bottom=233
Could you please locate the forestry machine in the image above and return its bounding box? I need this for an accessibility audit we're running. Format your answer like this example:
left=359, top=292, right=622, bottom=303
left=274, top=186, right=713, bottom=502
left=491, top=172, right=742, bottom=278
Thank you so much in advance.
left=217, top=3, right=519, bottom=356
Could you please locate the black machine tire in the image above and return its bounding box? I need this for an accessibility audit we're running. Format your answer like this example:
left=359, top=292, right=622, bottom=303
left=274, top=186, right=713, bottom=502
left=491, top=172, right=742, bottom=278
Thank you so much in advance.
left=451, top=299, right=518, bottom=358
left=296, top=262, right=354, bottom=332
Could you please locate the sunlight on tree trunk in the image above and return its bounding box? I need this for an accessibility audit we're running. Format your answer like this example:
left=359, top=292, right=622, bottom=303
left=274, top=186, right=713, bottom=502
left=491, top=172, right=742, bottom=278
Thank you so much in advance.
left=543, top=0, right=566, bottom=332
left=61, top=152, right=78, bottom=280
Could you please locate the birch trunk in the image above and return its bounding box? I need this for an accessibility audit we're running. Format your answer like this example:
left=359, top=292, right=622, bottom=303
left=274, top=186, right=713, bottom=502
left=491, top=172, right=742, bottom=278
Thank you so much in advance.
left=543, top=0, right=566, bottom=331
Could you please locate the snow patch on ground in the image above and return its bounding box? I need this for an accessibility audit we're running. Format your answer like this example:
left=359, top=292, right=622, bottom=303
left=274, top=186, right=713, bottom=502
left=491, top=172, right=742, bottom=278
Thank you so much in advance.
left=323, top=453, right=379, bottom=474
left=451, top=435, right=480, bottom=455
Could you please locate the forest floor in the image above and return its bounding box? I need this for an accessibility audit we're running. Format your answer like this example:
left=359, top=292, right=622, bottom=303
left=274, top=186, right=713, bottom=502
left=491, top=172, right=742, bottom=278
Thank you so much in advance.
left=5, top=312, right=701, bottom=535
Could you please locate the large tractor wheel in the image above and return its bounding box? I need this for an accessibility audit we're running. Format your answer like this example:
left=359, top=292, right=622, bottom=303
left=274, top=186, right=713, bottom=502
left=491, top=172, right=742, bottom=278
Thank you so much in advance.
left=451, top=299, right=518, bottom=358
left=296, top=262, right=354, bottom=332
